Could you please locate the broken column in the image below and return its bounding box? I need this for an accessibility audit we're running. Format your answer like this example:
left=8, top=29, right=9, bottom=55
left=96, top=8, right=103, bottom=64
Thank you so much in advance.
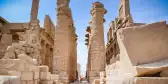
left=89, top=2, right=107, bottom=83
left=30, top=0, right=39, bottom=21
left=27, top=0, right=41, bottom=64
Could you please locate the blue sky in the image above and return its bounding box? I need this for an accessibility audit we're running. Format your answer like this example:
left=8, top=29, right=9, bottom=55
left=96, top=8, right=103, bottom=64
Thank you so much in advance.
left=0, top=0, right=168, bottom=76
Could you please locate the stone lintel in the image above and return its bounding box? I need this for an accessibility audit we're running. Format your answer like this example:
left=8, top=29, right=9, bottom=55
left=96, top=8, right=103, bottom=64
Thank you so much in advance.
left=2, top=23, right=29, bottom=33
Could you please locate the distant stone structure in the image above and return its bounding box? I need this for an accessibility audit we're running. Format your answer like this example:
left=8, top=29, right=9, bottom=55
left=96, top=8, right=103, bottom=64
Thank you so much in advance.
left=40, top=15, right=55, bottom=72
left=85, top=2, right=107, bottom=83
left=53, top=0, right=78, bottom=83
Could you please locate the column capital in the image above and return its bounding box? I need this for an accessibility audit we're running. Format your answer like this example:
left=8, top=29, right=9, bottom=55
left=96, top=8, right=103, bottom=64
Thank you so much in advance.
left=90, top=2, right=107, bottom=15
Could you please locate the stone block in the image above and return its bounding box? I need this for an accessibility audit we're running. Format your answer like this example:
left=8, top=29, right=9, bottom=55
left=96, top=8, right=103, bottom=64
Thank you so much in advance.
left=21, top=72, right=33, bottom=80
left=34, top=80, right=39, bottom=84
left=38, top=65, right=49, bottom=72
left=134, top=77, right=168, bottom=84
left=160, top=68, right=168, bottom=77
left=117, top=21, right=168, bottom=76
left=50, top=74, right=59, bottom=80
left=33, top=72, right=39, bottom=79
left=27, top=80, right=34, bottom=84
left=0, top=75, right=20, bottom=84
left=53, top=80, right=60, bottom=84
left=93, top=79, right=100, bottom=84
left=24, top=63, right=39, bottom=72
left=40, top=72, right=51, bottom=80
left=8, top=71, right=21, bottom=76
left=21, top=81, right=27, bottom=84
left=0, top=69, right=9, bottom=75
left=40, top=80, right=53, bottom=84
left=1, top=34, right=12, bottom=45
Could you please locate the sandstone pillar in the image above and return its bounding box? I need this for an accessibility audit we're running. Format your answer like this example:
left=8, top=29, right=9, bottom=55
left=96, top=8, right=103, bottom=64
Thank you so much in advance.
left=53, top=0, right=72, bottom=83
left=26, top=0, right=41, bottom=64
left=89, top=2, right=107, bottom=83
left=119, top=0, right=133, bottom=23
left=30, top=0, right=39, bottom=21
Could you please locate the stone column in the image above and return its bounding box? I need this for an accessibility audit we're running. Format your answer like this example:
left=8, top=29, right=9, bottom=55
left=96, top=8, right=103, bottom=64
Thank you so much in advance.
left=30, top=0, right=39, bottom=21
left=89, top=2, right=107, bottom=83
left=53, top=1, right=72, bottom=83
left=26, top=0, right=41, bottom=64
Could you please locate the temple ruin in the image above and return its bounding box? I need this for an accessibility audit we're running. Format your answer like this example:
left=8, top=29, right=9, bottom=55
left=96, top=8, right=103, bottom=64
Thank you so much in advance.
left=0, top=0, right=168, bottom=84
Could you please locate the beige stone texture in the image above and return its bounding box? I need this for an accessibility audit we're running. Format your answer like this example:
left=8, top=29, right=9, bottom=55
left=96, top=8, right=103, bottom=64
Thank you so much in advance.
left=40, top=15, right=55, bottom=72
left=0, top=76, right=20, bottom=84
left=33, top=72, right=39, bottom=79
left=38, top=65, right=49, bottom=72
left=53, top=0, right=77, bottom=83
left=39, top=72, right=51, bottom=80
left=8, top=71, right=21, bottom=76
left=88, top=2, right=107, bottom=83
left=117, top=21, right=168, bottom=76
left=30, top=0, right=39, bottom=21
left=1, top=34, right=12, bottom=45
left=160, top=68, right=168, bottom=77
left=21, top=72, right=33, bottom=81
left=0, top=69, right=9, bottom=75
left=2, top=23, right=28, bottom=32
left=92, top=79, right=100, bottom=84
left=40, top=80, right=53, bottom=84
left=134, top=77, right=168, bottom=84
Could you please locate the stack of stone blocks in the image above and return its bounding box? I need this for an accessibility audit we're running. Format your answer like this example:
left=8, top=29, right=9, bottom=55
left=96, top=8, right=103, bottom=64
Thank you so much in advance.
left=0, top=58, right=60, bottom=84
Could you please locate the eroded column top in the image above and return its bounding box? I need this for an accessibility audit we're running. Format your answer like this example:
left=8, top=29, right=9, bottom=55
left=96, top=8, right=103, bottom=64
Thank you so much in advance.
left=57, top=0, right=70, bottom=7
left=90, top=2, right=107, bottom=15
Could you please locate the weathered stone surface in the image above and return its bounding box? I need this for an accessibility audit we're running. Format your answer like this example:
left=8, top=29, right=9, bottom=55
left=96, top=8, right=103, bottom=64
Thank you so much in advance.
left=0, top=69, right=9, bottom=75
left=134, top=77, right=168, bottom=84
left=117, top=21, right=168, bottom=76
left=160, top=68, right=168, bottom=77
left=88, top=2, right=107, bottom=83
left=53, top=0, right=78, bottom=83
left=1, top=34, right=12, bottom=45
left=39, top=72, right=51, bottom=80
left=0, top=75, right=20, bottom=84
left=38, top=65, right=49, bottom=72
left=21, top=72, right=33, bottom=80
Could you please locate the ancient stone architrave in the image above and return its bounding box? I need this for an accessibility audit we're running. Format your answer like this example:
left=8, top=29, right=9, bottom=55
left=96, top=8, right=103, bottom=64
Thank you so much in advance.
left=89, top=2, right=107, bottom=83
